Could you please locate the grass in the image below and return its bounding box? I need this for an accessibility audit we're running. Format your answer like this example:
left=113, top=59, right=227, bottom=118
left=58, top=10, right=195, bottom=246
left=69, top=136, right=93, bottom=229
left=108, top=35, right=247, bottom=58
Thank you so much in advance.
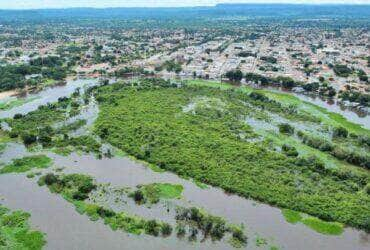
left=302, top=217, right=344, bottom=235
left=0, top=131, right=11, bottom=144
left=259, top=90, right=370, bottom=137
left=194, top=179, right=209, bottom=189
left=282, top=209, right=344, bottom=235
left=0, top=155, right=52, bottom=174
left=282, top=209, right=302, bottom=224
left=0, top=205, right=46, bottom=250
left=0, top=96, right=39, bottom=111
left=0, top=143, right=6, bottom=153
left=153, top=183, right=183, bottom=199
left=133, top=183, right=184, bottom=204
left=42, top=79, right=57, bottom=87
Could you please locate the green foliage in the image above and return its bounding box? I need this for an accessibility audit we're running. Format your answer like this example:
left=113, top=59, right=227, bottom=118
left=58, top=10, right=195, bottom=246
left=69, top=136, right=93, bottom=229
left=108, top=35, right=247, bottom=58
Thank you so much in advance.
left=4, top=95, right=101, bottom=155
left=0, top=55, right=69, bottom=91
left=93, top=80, right=370, bottom=231
left=6, top=98, right=71, bottom=138
left=0, top=155, right=52, bottom=174
left=282, top=209, right=302, bottom=224
left=130, top=183, right=184, bottom=204
left=339, top=90, right=369, bottom=107
left=282, top=209, right=344, bottom=235
left=260, top=56, right=277, bottom=64
left=39, top=173, right=172, bottom=237
left=333, top=127, right=348, bottom=138
left=0, top=205, right=46, bottom=250
left=175, top=207, right=247, bottom=246
left=0, top=143, right=6, bottom=153
left=278, top=123, right=295, bottom=135
left=302, top=217, right=344, bottom=235
left=333, top=64, right=353, bottom=77
left=225, top=70, right=243, bottom=82
left=162, top=60, right=182, bottom=73
left=281, top=144, right=299, bottom=157
left=0, top=97, right=39, bottom=111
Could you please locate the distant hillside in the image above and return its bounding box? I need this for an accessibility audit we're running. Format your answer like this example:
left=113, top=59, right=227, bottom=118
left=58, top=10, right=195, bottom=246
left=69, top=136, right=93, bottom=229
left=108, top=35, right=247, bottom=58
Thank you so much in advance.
left=0, top=4, right=369, bottom=25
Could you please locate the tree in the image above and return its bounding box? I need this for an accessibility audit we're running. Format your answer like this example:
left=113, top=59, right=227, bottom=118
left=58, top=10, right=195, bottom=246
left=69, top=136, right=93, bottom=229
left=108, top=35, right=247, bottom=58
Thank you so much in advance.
left=21, top=133, right=37, bottom=145
left=333, top=64, right=352, bottom=77
left=225, top=70, right=243, bottom=82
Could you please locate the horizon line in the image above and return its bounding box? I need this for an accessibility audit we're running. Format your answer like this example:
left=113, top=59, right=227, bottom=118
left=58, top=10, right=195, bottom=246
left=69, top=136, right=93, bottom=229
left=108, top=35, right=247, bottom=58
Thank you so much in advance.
left=1, top=2, right=370, bottom=11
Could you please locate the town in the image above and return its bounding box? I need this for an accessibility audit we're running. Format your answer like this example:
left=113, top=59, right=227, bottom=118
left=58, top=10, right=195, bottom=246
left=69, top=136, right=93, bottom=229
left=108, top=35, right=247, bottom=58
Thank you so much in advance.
left=1, top=17, right=369, bottom=112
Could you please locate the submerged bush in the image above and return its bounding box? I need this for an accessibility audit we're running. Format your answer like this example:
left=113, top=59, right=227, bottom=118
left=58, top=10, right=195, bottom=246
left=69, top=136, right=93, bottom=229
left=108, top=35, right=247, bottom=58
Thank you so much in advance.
left=161, top=223, right=173, bottom=236
left=175, top=207, right=246, bottom=245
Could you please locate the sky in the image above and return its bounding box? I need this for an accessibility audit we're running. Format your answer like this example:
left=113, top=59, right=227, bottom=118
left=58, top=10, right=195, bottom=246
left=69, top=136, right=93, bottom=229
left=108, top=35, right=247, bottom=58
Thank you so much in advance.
left=0, top=0, right=369, bottom=9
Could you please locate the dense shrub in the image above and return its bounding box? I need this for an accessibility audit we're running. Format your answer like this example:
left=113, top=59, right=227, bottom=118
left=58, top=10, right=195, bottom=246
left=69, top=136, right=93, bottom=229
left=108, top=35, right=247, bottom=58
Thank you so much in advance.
left=145, top=220, right=161, bottom=236
left=278, top=123, right=295, bottom=135
left=161, top=223, right=173, bottom=236
left=299, top=133, right=333, bottom=152
left=333, top=127, right=348, bottom=138
left=43, top=173, right=58, bottom=186
left=21, top=133, right=37, bottom=145
left=282, top=144, right=299, bottom=157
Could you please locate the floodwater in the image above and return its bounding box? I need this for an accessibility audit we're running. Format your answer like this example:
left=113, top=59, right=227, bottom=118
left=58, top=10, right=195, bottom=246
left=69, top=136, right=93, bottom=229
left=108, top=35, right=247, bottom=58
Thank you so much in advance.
left=1, top=144, right=369, bottom=250
left=0, top=78, right=369, bottom=250
left=291, top=93, right=370, bottom=130
left=262, top=87, right=370, bottom=130
left=0, top=78, right=99, bottom=119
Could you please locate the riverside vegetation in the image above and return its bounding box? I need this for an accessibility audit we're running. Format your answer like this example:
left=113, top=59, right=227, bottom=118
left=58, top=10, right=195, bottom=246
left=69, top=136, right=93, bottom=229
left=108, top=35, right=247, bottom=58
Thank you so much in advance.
left=1, top=78, right=369, bottom=234
left=37, top=173, right=247, bottom=247
left=0, top=88, right=102, bottom=156
left=0, top=155, right=52, bottom=174
left=91, top=78, right=370, bottom=232
left=0, top=205, right=46, bottom=250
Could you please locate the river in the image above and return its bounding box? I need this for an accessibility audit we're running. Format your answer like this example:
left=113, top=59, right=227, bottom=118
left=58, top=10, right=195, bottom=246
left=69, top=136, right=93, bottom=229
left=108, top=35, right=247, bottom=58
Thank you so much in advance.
left=0, top=78, right=369, bottom=250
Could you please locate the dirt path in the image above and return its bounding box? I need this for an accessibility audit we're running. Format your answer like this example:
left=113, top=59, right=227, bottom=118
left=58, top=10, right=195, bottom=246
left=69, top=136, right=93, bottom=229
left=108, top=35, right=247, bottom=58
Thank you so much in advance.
left=0, top=90, right=17, bottom=100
